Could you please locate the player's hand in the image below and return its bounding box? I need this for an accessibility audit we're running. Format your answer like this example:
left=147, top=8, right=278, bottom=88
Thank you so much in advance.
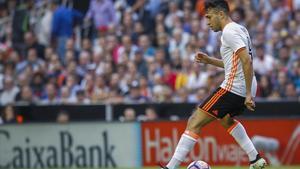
left=194, top=51, right=210, bottom=64
left=245, top=94, right=255, bottom=111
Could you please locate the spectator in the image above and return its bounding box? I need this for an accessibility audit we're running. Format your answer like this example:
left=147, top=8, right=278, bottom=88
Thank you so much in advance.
left=90, top=51, right=105, bottom=76
left=121, top=10, right=134, bottom=35
left=40, top=83, right=59, bottom=104
left=56, top=110, right=70, bottom=123
left=164, top=1, right=183, bottom=30
left=188, top=87, right=208, bottom=103
left=257, top=75, right=273, bottom=98
left=47, top=53, right=62, bottom=76
left=92, top=75, right=109, bottom=103
left=139, top=76, right=152, bottom=98
left=44, top=47, right=55, bottom=61
left=125, top=61, right=140, bottom=83
left=36, top=1, right=54, bottom=46
left=51, top=0, right=83, bottom=59
left=267, top=89, right=281, bottom=101
left=153, top=85, right=172, bottom=103
left=106, top=89, right=124, bottom=104
left=120, top=108, right=136, bottom=122
left=16, top=85, right=36, bottom=104
left=12, top=0, right=34, bottom=51
left=284, top=83, right=298, bottom=100
left=108, top=73, right=121, bottom=92
left=145, top=107, right=158, bottom=121
left=17, top=73, right=30, bottom=89
left=156, top=33, right=171, bottom=61
left=60, top=86, right=71, bottom=104
left=138, top=35, right=155, bottom=62
left=162, top=63, right=177, bottom=90
left=124, top=80, right=149, bottom=103
left=73, top=89, right=91, bottom=104
left=186, top=64, right=209, bottom=91
left=175, top=58, right=191, bottom=90
left=1, top=104, right=17, bottom=124
left=173, top=87, right=189, bottom=103
left=133, top=49, right=148, bottom=77
left=76, top=51, right=91, bottom=78
left=154, top=48, right=167, bottom=67
left=81, top=38, right=93, bottom=53
left=275, top=71, right=289, bottom=97
left=151, top=72, right=164, bottom=92
left=289, top=60, right=300, bottom=93
left=0, top=76, right=19, bottom=105
left=132, top=21, right=145, bottom=43
left=84, top=0, right=116, bottom=35
left=169, top=27, right=190, bottom=56
left=253, top=45, right=275, bottom=76
left=117, top=35, right=138, bottom=62
left=278, top=45, right=292, bottom=67
left=65, top=75, right=81, bottom=99
left=170, top=49, right=182, bottom=70
left=16, top=48, right=45, bottom=74
left=22, top=31, right=45, bottom=60
left=105, top=35, right=119, bottom=64
left=80, top=73, right=94, bottom=99
left=64, top=38, right=78, bottom=56
left=30, top=72, right=45, bottom=98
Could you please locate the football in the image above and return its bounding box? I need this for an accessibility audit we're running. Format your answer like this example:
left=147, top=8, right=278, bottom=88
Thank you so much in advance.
left=187, top=160, right=211, bottom=169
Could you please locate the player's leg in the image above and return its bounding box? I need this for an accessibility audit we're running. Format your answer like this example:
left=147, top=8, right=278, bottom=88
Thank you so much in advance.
left=220, top=115, right=259, bottom=161
left=220, top=114, right=267, bottom=169
left=162, top=87, right=224, bottom=169
left=165, top=108, right=215, bottom=169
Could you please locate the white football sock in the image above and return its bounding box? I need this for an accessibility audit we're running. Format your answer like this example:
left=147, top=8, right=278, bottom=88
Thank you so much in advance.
left=228, top=121, right=258, bottom=162
left=166, top=131, right=198, bottom=169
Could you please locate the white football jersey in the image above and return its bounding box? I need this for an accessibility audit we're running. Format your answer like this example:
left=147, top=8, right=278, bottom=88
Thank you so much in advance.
left=220, top=22, right=257, bottom=97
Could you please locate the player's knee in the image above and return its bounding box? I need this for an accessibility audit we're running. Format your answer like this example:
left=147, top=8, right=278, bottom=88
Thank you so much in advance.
left=220, top=116, right=235, bottom=129
left=187, top=123, right=202, bottom=134
left=186, top=112, right=206, bottom=132
left=220, top=120, right=230, bottom=129
left=187, top=115, right=200, bottom=131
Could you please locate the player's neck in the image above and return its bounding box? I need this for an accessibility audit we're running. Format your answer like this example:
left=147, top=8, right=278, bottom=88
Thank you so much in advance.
left=221, top=18, right=233, bottom=31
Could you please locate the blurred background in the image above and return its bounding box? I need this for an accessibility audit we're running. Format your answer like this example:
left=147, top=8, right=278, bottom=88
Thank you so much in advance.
left=0, top=0, right=299, bottom=168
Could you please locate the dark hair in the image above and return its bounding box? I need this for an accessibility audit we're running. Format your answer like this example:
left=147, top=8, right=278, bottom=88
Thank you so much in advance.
left=204, top=0, right=230, bottom=14
left=233, top=7, right=245, bottom=20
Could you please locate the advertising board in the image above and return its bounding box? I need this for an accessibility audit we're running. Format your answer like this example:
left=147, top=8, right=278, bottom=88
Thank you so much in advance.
left=0, top=122, right=140, bottom=169
left=141, top=119, right=300, bottom=166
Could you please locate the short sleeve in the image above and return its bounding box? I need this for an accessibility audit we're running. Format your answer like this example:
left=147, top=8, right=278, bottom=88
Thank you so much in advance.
left=223, top=29, right=246, bottom=53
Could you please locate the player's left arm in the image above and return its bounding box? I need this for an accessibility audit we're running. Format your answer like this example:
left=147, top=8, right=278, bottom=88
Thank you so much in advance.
left=237, top=47, right=253, bottom=96
left=237, top=47, right=255, bottom=111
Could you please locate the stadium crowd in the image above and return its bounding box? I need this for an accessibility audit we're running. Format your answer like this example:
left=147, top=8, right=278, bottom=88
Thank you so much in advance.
left=0, top=0, right=300, bottom=106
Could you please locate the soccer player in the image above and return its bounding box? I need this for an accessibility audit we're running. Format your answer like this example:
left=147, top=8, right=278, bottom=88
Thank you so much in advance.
left=160, top=0, right=267, bottom=169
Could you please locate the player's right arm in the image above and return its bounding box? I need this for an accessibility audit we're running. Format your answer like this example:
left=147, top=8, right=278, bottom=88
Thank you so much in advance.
left=194, top=52, right=224, bottom=68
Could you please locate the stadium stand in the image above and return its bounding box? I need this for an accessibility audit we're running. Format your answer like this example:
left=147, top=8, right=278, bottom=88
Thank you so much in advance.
left=0, top=0, right=299, bottom=112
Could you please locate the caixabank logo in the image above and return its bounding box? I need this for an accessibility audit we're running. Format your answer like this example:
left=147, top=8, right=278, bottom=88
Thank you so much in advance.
left=0, top=130, right=116, bottom=169
left=0, top=123, right=139, bottom=169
